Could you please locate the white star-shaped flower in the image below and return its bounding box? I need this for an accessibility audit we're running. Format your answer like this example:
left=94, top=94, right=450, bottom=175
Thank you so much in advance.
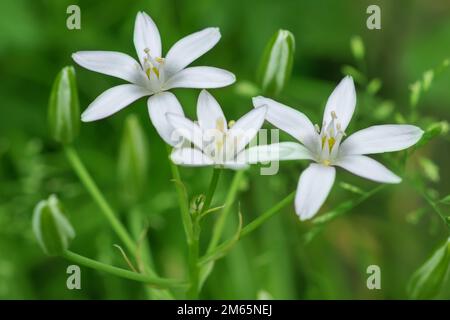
left=167, top=90, right=267, bottom=169
left=72, top=11, right=235, bottom=145
left=252, top=76, right=424, bottom=220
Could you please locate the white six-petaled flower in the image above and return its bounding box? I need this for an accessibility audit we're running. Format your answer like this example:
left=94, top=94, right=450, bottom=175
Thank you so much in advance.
left=72, top=11, right=235, bottom=145
left=167, top=90, right=267, bottom=169
left=253, top=76, right=424, bottom=220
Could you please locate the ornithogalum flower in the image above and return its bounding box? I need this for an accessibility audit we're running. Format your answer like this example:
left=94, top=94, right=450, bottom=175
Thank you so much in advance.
left=167, top=90, right=267, bottom=169
left=72, top=11, right=235, bottom=145
left=253, top=76, right=424, bottom=220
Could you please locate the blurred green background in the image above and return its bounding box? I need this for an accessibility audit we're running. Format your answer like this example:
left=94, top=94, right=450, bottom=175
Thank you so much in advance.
left=0, top=0, right=449, bottom=299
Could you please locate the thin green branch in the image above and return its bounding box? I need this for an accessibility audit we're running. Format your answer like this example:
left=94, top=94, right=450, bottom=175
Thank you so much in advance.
left=207, top=170, right=245, bottom=253
left=62, top=250, right=187, bottom=289
left=64, top=146, right=136, bottom=254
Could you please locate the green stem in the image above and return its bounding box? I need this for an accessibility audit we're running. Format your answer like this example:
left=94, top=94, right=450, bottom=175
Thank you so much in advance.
left=187, top=168, right=221, bottom=299
left=62, top=250, right=186, bottom=289
left=64, top=146, right=136, bottom=254
left=207, top=170, right=245, bottom=253
left=166, top=146, right=193, bottom=243
left=240, top=191, right=295, bottom=237
left=202, top=168, right=221, bottom=215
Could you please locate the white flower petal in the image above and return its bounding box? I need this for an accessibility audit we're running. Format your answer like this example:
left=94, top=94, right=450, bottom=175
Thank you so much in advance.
left=335, top=155, right=401, bottom=184
left=295, top=164, right=335, bottom=220
left=134, top=11, right=162, bottom=64
left=227, top=106, right=267, bottom=155
left=339, top=124, right=424, bottom=156
left=252, top=96, right=317, bottom=151
left=196, top=90, right=227, bottom=131
left=222, top=161, right=250, bottom=170
left=147, top=92, right=184, bottom=146
left=170, top=147, right=214, bottom=167
left=244, top=142, right=314, bottom=164
left=72, top=51, right=145, bottom=84
left=165, top=28, right=221, bottom=75
left=165, top=113, right=204, bottom=150
left=322, top=76, right=356, bottom=131
left=163, top=67, right=235, bottom=90
left=81, top=84, right=149, bottom=122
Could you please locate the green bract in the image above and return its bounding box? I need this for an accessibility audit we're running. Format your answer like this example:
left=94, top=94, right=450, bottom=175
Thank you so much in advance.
left=118, top=114, right=149, bottom=203
left=32, top=195, right=75, bottom=256
left=257, top=29, right=295, bottom=96
left=48, top=66, right=80, bottom=144
left=407, top=238, right=450, bottom=299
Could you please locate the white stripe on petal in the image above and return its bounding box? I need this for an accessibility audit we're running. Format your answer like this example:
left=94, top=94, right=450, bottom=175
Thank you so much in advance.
left=134, top=11, right=162, bottom=64
left=335, top=155, right=401, bottom=184
left=227, top=106, right=267, bottom=155
left=322, top=76, right=356, bottom=132
left=72, top=51, right=145, bottom=84
left=252, top=96, right=317, bottom=151
left=170, top=147, right=214, bottom=167
left=147, top=92, right=184, bottom=146
left=81, top=84, right=149, bottom=122
left=339, top=124, right=424, bottom=156
left=165, top=28, right=221, bottom=75
left=295, top=164, right=335, bottom=221
left=166, top=113, right=204, bottom=150
left=244, top=142, right=314, bottom=164
left=163, top=67, right=235, bottom=90
left=197, top=90, right=227, bottom=131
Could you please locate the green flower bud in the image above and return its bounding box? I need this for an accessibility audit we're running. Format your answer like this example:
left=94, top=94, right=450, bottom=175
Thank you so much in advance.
left=118, top=114, right=149, bottom=203
left=407, top=237, right=450, bottom=299
left=32, top=195, right=75, bottom=256
left=350, top=35, right=365, bottom=61
left=257, top=29, right=295, bottom=97
left=48, top=66, right=80, bottom=144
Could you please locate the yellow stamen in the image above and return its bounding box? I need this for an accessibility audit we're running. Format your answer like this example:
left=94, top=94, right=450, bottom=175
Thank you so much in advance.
left=228, top=120, right=235, bottom=128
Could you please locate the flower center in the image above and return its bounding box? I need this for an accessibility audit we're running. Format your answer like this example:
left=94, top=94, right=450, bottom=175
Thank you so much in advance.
left=204, top=118, right=238, bottom=163
left=316, top=111, right=346, bottom=164
left=143, top=48, right=164, bottom=80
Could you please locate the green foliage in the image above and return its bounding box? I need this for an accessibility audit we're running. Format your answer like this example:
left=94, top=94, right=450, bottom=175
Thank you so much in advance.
left=48, top=66, right=80, bottom=145
left=407, top=238, right=450, bottom=299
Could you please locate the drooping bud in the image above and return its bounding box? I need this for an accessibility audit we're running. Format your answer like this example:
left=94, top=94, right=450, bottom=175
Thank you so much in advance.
left=32, top=195, right=75, bottom=256
left=257, top=29, right=295, bottom=97
left=118, top=114, right=149, bottom=203
left=48, top=66, right=80, bottom=144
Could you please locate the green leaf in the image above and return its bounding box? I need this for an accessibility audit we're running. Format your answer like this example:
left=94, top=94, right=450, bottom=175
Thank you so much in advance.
left=32, top=195, right=75, bottom=256
left=440, top=195, right=450, bottom=205
left=118, top=114, right=149, bottom=203
left=257, top=29, right=295, bottom=96
left=407, top=238, right=450, bottom=299
left=48, top=66, right=80, bottom=144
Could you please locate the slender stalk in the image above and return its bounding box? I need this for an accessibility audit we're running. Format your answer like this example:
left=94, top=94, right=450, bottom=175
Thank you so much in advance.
left=187, top=168, right=221, bottom=299
left=166, top=146, right=193, bottom=243
left=201, top=168, right=221, bottom=215
left=241, top=191, right=295, bottom=237
left=62, top=250, right=186, bottom=289
left=207, top=170, right=245, bottom=252
left=64, top=146, right=136, bottom=254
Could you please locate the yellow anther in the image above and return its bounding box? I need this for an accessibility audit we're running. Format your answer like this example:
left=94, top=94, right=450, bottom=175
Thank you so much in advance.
left=155, top=57, right=165, bottom=63
left=328, top=137, right=336, bottom=150
left=322, top=159, right=331, bottom=166
left=152, top=67, right=160, bottom=78
left=228, top=120, right=236, bottom=128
